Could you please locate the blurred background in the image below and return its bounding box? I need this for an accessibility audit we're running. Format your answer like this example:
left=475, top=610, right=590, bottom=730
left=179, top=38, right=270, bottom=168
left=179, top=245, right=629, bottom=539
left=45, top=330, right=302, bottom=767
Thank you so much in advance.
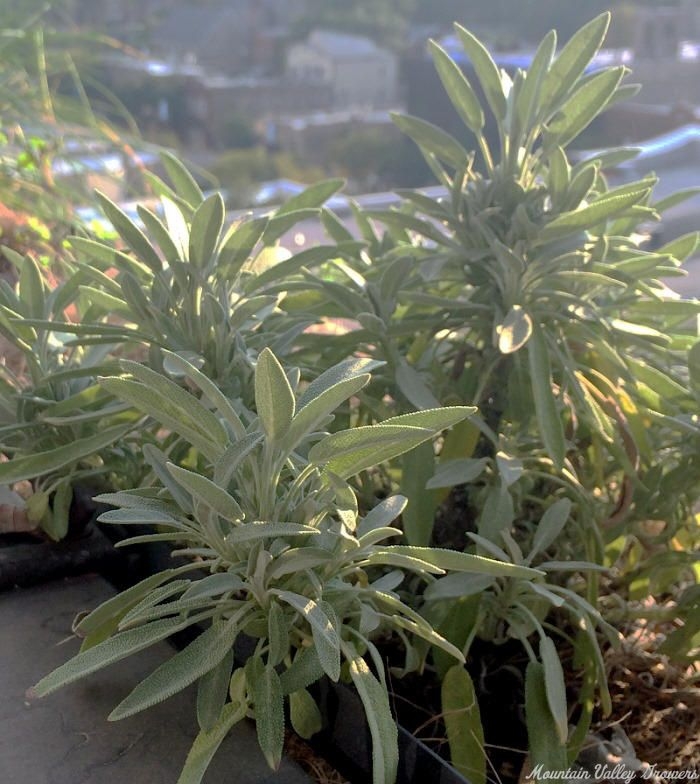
left=1, top=0, right=699, bottom=289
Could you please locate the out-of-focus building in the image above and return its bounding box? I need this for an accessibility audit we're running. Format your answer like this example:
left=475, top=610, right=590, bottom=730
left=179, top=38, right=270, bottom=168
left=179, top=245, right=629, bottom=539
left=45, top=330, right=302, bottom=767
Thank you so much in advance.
left=286, top=30, right=399, bottom=109
left=148, top=0, right=307, bottom=75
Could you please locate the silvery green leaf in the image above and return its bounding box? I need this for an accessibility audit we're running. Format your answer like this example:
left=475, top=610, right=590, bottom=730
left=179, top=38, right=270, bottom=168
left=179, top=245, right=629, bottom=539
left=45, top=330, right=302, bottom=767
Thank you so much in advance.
left=424, top=573, right=496, bottom=601
left=98, top=508, right=185, bottom=527
left=539, top=637, right=569, bottom=744
left=370, top=570, right=404, bottom=593
left=74, top=569, right=183, bottom=637
left=266, top=547, right=334, bottom=581
left=121, top=359, right=229, bottom=444
left=498, top=306, right=533, bottom=354
left=115, top=531, right=192, bottom=549
left=95, top=190, right=163, bottom=272
left=181, top=573, right=246, bottom=601
left=395, top=360, right=441, bottom=410
left=0, top=422, right=134, bottom=485
left=228, top=667, right=247, bottom=704
left=218, top=216, right=268, bottom=275
left=279, top=646, right=325, bottom=696
left=546, top=67, right=625, bottom=148
left=391, top=112, right=470, bottom=171
left=378, top=546, right=543, bottom=580
left=167, top=463, right=244, bottom=522
left=119, top=581, right=192, bottom=628
left=402, top=440, right=440, bottom=547
left=117, top=596, right=218, bottom=627
left=143, top=444, right=194, bottom=514
left=525, top=661, right=568, bottom=771
left=283, top=372, right=370, bottom=448
left=358, top=527, right=402, bottom=548
left=137, top=204, right=181, bottom=262
left=289, top=689, right=322, bottom=740
left=274, top=591, right=340, bottom=681
left=325, top=472, right=358, bottom=531
left=31, top=617, right=189, bottom=698
left=109, top=618, right=240, bottom=720
left=311, top=423, right=444, bottom=481
left=383, top=406, right=476, bottom=430
left=454, top=24, right=507, bottom=121
left=466, top=532, right=512, bottom=562
left=495, top=452, right=523, bottom=488
left=527, top=324, right=566, bottom=470
left=539, top=560, right=608, bottom=572
left=161, top=151, right=204, bottom=207
left=538, top=184, right=651, bottom=243
left=227, top=522, right=318, bottom=546
left=189, top=192, right=225, bottom=268
left=345, top=650, right=398, bottom=784
left=426, top=458, right=488, bottom=490
left=70, top=237, right=151, bottom=278
left=267, top=602, right=289, bottom=667
left=44, top=482, right=71, bottom=542
left=529, top=498, right=573, bottom=560
left=362, top=550, right=446, bottom=574
left=197, top=647, right=234, bottom=732
left=429, top=40, right=484, bottom=133
left=442, top=665, right=486, bottom=784
left=161, top=351, right=246, bottom=439
left=360, top=605, right=381, bottom=635
left=357, top=495, right=407, bottom=536
left=177, top=700, right=246, bottom=784
left=213, top=432, right=264, bottom=487
left=99, top=378, right=219, bottom=462
left=526, top=582, right=567, bottom=609
left=275, top=178, right=344, bottom=216
left=541, top=12, right=610, bottom=111
left=162, top=196, right=190, bottom=260
left=477, top=482, right=515, bottom=541
left=253, top=664, right=284, bottom=770
left=255, top=347, right=295, bottom=440
left=19, top=255, right=45, bottom=319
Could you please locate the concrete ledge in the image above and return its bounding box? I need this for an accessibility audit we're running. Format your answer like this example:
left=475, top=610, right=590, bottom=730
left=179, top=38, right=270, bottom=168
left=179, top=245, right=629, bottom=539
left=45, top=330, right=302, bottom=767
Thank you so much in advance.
left=0, top=575, right=311, bottom=784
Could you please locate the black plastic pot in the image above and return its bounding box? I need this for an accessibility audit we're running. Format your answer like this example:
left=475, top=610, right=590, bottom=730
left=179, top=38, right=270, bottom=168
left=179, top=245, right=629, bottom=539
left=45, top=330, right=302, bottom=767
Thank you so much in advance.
left=0, top=490, right=183, bottom=592
left=0, top=526, right=119, bottom=590
left=312, top=677, right=471, bottom=784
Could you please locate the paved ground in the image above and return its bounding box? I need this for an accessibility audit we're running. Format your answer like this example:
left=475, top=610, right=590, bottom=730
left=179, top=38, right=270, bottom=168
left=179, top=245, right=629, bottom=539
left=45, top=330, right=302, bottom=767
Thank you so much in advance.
left=0, top=575, right=311, bottom=784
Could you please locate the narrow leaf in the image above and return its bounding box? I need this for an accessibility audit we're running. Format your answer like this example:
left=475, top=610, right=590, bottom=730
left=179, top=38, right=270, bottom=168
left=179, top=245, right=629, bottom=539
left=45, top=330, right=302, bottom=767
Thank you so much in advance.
left=31, top=617, right=188, bottom=698
left=454, top=24, right=507, bottom=121
left=161, top=151, right=204, bottom=207
left=275, top=592, right=340, bottom=681
left=177, top=701, right=246, bottom=784
left=442, top=666, right=486, bottom=784
left=540, top=637, right=569, bottom=744
left=253, top=665, right=284, bottom=770
left=255, top=347, right=295, bottom=440
left=0, top=422, right=133, bottom=484
left=167, top=463, right=244, bottom=522
left=525, top=661, right=568, bottom=772
left=189, top=192, right=225, bottom=268
left=498, top=305, right=533, bottom=354
left=197, top=648, right=234, bottom=732
left=429, top=40, right=485, bottom=132
left=527, top=324, right=566, bottom=470
left=345, top=651, right=398, bottom=784
left=95, top=191, right=162, bottom=272
left=289, top=689, right=323, bottom=740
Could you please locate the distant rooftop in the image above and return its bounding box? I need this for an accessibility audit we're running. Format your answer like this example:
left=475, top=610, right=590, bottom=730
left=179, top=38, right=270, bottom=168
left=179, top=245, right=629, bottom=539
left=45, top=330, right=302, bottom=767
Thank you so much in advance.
left=305, top=30, right=388, bottom=59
